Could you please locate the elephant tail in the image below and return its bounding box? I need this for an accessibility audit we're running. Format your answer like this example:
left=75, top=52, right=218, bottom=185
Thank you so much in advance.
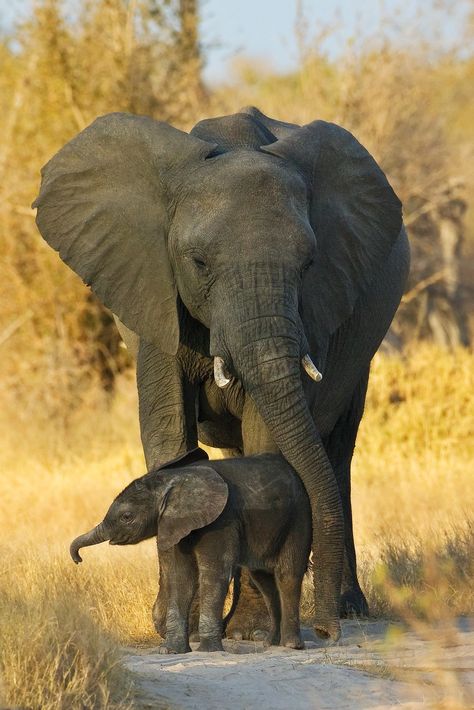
left=222, top=568, right=241, bottom=633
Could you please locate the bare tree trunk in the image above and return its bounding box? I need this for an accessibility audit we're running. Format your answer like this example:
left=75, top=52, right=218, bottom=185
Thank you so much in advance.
left=389, top=184, right=470, bottom=350
left=430, top=194, right=470, bottom=347
left=178, top=0, right=207, bottom=109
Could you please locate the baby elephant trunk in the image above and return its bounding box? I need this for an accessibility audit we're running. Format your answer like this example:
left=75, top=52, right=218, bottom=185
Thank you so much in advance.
left=70, top=522, right=108, bottom=564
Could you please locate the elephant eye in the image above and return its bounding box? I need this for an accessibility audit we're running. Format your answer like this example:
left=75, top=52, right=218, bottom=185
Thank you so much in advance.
left=121, top=511, right=134, bottom=523
left=192, top=255, right=208, bottom=271
left=301, top=258, right=314, bottom=275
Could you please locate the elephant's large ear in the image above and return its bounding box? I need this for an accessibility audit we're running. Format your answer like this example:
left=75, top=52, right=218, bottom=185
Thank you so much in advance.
left=261, top=121, right=403, bottom=342
left=157, top=466, right=228, bottom=550
left=32, top=113, right=217, bottom=355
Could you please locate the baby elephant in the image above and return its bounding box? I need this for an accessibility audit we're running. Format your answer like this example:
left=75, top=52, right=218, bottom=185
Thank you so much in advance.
left=70, top=451, right=311, bottom=653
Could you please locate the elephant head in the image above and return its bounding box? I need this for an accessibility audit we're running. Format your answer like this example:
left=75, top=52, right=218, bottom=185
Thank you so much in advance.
left=70, top=466, right=228, bottom=563
left=35, top=107, right=402, bottom=639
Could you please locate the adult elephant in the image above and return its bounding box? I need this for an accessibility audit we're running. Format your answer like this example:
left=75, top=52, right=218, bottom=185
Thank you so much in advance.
left=33, top=107, right=409, bottom=641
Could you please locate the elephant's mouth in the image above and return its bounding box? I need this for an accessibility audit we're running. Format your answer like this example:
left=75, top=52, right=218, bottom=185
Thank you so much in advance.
left=109, top=537, right=133, bottom=545
left=109, top=530, right=145, bottom=545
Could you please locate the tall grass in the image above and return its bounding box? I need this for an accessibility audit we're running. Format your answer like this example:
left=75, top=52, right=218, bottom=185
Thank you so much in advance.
left=0, top=553, right=133, bottom=709
left=354, top=345, right=474, bottom=618
left=1, top=346, right=473, bottom=706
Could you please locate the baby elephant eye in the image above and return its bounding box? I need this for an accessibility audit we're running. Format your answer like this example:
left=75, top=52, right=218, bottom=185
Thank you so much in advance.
left=121, top=511, right=134, bottom=523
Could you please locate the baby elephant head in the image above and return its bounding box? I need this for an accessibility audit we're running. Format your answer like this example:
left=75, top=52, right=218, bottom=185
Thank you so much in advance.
left=70, top=466, right=228, bottom=563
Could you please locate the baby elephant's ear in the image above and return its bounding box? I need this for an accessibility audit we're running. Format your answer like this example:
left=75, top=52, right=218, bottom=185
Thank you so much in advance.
left=158, top=466, right=228, bottom=551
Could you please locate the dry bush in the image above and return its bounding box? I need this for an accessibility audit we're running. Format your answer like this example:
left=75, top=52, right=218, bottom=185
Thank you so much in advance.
left=0, top=560, right=133, bottom=709
left=0, top=0, right=206, bottom=413
left=349, top=345, right=474, bottom=618
left=354, top=344, right=474, bottom=543
left=0, top=375, right=151, bottom=707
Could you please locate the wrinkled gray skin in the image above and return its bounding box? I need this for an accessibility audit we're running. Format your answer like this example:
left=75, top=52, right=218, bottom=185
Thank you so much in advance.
left=34, top=106, right=409, bottom=641
left=70, top=452, right=312, bottom=653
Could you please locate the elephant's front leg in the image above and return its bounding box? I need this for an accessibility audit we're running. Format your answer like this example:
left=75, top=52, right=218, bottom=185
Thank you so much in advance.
left=152, top=549, right=171, bottom=638
left=138, top=340, right=199, bottom=638
left=137, top=340, right=198, bottom=469
left=158, top=545, right=198, bottom=655
left=324, top=370, right=370, bottom=618
left=196, top=560, right=232, bottom=653
left=334, top=458, right=369, bottom=617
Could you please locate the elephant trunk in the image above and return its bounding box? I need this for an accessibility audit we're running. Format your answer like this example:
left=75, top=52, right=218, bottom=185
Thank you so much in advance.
left=245, top=364, right=343, bottom=639
left=70, top=522, right=109, bottom=564
left=217, top=278, right=343, bottom=640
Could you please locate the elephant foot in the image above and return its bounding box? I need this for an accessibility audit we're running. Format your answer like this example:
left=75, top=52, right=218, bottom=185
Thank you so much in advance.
left=340, top=588, right=369, bottom=618
left=225, top=569, right=270, bottom=640
left=197, top=637, right=224, bottom=653
left=281, top=633, right=304, bottom=650
left=227, top=629, right=243, bottom=641
left=251, top=628, right=268, bottom=642
left=280, top=638, right=304, bottom=651
left=264, top=627, right=281, bottom=647
left=158, top=640, right=191, bottom=654
left=225, top=623, right=270, bottom=641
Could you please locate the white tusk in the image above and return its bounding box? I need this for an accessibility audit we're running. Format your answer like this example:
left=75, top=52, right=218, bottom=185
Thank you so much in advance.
left=214, top=356, right=231, bottom=388
left=302, top=354, right=323, bottom=382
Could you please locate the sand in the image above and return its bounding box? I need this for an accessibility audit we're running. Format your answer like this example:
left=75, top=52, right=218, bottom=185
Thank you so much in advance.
left=124, top=618, right=474, bottom=709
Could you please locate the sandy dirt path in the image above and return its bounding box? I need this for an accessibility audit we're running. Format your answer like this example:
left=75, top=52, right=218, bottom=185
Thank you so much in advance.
left=125, top=619, right=474, bottom=709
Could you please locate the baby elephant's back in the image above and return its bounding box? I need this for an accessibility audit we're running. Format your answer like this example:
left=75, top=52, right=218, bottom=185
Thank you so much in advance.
left=215, top=454, right=311, bottom=563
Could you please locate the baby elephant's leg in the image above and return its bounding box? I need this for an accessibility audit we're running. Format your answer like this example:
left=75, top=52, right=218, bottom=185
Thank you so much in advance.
left=196, top=555, right=233, bottom=652
left=153, top=548, right=172, bottom=638
left=249, top=570, right=281, bottom=645
left=159, top=546, right=198, bottom=655
left=274, top=570, right=305, bottom=650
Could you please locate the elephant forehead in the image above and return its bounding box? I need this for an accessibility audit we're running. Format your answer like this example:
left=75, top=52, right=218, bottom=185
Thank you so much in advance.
left=183, top=151, right=308, bottom=206
left=172, top=153, right=311, bottom=251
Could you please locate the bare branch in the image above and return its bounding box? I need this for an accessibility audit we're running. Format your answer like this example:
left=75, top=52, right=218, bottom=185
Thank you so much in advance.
left=401, top=270, right=448, bottom=305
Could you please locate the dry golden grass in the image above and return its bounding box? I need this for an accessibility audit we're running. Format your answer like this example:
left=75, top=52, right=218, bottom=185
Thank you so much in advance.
left=0, top=345, right=473, bottom=707
left=0, top=553, right=133, bottom=709
left=0, top=375, right=150, bottom=708
left=354, top=345, right=474, bottom=618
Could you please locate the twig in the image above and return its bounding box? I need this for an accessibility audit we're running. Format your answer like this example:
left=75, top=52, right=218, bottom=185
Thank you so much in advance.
left=401, top=270, right=447, bottom=305
left=0, top=311, right=33, bottom=348
left=5, top=203, right=37, bottom=218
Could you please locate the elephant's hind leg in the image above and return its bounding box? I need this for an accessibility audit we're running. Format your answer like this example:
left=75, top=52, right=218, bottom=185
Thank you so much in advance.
left=249, top=570, right=281, bottom=645
left=225, top=568, right=270, bottom=641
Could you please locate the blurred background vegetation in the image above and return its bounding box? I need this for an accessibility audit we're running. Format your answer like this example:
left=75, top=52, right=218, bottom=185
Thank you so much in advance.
left=1, top=0, right=473, bottom=418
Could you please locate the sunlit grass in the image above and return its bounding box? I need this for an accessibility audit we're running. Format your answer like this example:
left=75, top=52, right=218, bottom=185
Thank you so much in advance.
left=0, top=547, right=136, bottom=709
